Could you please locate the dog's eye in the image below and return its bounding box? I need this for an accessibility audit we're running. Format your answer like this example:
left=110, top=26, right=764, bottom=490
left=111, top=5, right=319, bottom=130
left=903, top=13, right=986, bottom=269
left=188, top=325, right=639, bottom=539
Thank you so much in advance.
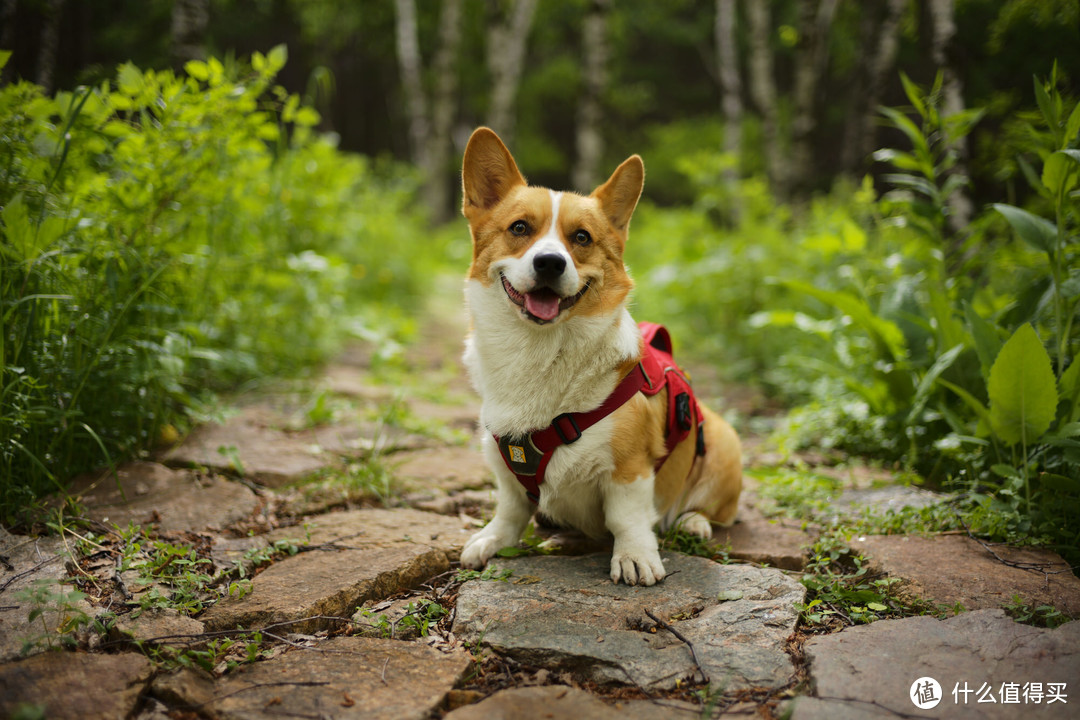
left=573, top=230, right=592, bottom=246
left=509, top=220, right=530, bottom=237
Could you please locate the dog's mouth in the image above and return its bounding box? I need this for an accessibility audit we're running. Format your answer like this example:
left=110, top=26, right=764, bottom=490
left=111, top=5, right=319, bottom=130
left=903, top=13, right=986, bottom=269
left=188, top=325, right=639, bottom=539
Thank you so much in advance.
left=501, top=275, right=588, bottom=324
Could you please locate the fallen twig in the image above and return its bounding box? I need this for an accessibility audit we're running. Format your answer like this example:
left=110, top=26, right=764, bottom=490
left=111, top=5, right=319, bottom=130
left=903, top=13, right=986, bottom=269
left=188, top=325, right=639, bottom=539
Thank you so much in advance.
left=644, top=608, right=709, bottom=685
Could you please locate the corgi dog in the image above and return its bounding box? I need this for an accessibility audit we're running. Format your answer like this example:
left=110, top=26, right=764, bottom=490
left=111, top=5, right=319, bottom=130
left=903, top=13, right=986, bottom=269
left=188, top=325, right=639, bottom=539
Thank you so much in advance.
left=458, top=127, right=741, bottom=586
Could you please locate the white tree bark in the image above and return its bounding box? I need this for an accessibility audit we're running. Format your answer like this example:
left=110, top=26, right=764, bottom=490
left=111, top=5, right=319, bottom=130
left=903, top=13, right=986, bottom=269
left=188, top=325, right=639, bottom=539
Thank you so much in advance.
left=486, top=0, right=539, bottom=148
left=842, top=0, right=907, bottom=173
left=571, top=0, right=610, bottom=193
left=170, top=0, right=209, bottom=67
left=746, top=0, right=785, bottom=198
left=928, top=0, right=972, bottom=233
left=715, top=0, right=742, bottom=221
left=394, top=0, right=464, bottom=222
left=790, top=0, right=839, bottom=198
left=429, top=0, right=464, bottom=222
left=394, top=0, right=431, bottom=174
left=36, top=0, right=65, bottom=92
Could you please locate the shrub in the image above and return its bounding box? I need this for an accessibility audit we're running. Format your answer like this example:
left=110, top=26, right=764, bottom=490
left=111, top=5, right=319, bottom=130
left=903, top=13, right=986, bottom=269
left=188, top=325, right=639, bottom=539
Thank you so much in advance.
left=0, top=48, right=430, bottom=517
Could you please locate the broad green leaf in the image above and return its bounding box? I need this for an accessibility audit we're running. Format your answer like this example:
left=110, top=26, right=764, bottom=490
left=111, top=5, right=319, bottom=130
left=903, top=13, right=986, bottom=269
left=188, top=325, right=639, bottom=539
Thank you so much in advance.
left=0, top=50, right=11, bottom=71
left=993, top=203, right=1057, bottom=254
left=779, top=279, right=908, bottom=362
left=267, top=44, right=288, bottom=72
left=1033, top=76, right=1062, bottom=148
left=867, top=602, right=888, bottom=612
left=899, top=72, right=926, bottom=119
left=907, top=344, right=964, bottom=426
left=116, top=63, right=144, bottom=95
left=1042, top=152, right=1077, bottom=197
left=1040, top=473, right=1079, bottom=494
left=1066, top=101, right=1080, bottom=146
left=987, top=324, right=1058, bottom=446
left=964, top=302, right=1002, bottom=380
left=1059, top=359, right=1080, bottom=424
left=184, top=60, right=209, bottom=81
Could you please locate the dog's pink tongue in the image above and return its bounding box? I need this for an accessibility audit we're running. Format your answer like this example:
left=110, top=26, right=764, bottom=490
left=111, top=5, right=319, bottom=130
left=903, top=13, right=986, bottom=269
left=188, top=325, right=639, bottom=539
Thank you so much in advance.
left=524, top=291, right=561, bottom=321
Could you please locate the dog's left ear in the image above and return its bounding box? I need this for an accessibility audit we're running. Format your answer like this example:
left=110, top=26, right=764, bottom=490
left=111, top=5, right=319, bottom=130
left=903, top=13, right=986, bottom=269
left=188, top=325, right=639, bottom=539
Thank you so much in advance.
left=592, top=155, right=644, bottom=232
left=462, top=127, right=526, bottom=217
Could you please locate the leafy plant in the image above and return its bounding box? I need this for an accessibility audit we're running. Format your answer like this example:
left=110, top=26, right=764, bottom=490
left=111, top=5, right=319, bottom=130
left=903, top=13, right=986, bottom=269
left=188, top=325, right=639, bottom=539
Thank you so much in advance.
left=796, top=534, right=932, bottom=627
left=0, top=47, right=437, bottom=520
left=455, top=565, right=513, bottom=582
left=494, top=522, right=555, bottom=558
left=13, top=578, right=93, bottom=654
left=1002, top=594, right=1072, bottom=629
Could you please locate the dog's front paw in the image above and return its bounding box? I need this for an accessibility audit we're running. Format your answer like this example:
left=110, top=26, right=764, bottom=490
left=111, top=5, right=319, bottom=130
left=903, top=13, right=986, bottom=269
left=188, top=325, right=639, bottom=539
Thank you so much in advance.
left=460, top=527, right=515, bottom=570
left=610, top=544, right=666, bottom=586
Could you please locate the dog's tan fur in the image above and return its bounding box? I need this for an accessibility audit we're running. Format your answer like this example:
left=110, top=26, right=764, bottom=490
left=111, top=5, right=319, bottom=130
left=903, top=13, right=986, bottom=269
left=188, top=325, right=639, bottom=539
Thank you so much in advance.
left=459, top=127, right=741, bottom=585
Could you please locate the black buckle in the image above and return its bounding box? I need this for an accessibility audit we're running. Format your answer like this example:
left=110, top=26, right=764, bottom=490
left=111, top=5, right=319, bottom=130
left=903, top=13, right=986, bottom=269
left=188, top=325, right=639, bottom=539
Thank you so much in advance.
left=675, top=392, right=692, bottom=431
left=552, top=413, right=582, bottom=444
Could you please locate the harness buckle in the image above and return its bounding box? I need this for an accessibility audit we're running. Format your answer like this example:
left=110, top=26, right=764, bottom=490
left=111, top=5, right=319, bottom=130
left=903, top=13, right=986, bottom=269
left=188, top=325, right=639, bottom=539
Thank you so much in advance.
left=552, top=413, right=582, bottom=444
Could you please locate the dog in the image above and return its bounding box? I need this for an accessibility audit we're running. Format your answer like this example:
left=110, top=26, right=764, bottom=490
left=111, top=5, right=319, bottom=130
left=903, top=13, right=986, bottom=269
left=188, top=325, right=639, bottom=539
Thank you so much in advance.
left=458, top=127, right=742, bottom=586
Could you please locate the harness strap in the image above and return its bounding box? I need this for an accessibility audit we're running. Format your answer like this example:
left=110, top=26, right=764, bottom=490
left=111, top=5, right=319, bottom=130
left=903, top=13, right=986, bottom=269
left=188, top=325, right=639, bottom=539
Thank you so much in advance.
left=493, top=322, right=705, bottom=504
left=494, top=363, right=647, bottom=502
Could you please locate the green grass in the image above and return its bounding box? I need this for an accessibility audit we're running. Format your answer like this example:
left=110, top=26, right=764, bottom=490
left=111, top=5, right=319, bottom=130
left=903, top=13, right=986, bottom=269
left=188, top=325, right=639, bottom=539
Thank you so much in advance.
left=0, top=50, right=451, bottom=520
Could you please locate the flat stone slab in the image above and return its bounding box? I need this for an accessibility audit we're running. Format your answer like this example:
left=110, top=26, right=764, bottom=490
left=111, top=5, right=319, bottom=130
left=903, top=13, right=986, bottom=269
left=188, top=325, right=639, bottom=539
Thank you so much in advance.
left=0, top=528, right=79, bottom=661
left=851, top=534, right=1080, bottom=616
left=711, top=504, right=809, bottom=571
left=113, top=608, right=206, bottom=646
left=203, top=508, right=472, bottom=632
left=0, top=650, right=152, bottom=719
left=453, top=553, right=804, bottom=691
left=793, top=609, right=1080, bottom=720
left=391, top=445, right=492, bottom=494
left=65, top=461, right=259, bottom=533
left=153, top=636, right=469, bottom=719
left=162, top=407, right=430, bottom=486
left=831, top=485, right=947, bottom=520
left=444, top=686, right=705, bottom=720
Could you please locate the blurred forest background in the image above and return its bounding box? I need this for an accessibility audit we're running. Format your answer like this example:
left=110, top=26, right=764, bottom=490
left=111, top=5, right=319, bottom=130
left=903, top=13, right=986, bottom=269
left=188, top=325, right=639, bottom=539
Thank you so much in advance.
left=2, top=0, right=1079, bottom=558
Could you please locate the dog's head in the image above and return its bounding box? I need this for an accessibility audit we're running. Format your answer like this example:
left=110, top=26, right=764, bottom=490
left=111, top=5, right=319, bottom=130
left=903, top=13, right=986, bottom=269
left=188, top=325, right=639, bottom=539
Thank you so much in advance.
left=461, top=127, right=643, bottom=326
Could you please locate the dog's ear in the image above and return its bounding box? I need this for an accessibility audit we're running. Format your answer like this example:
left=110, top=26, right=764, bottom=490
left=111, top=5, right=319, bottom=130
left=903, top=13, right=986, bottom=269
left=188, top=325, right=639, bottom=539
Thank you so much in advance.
left=462, top=127, right=526, bottom=216
left=592, top=155, right=644, bottom=232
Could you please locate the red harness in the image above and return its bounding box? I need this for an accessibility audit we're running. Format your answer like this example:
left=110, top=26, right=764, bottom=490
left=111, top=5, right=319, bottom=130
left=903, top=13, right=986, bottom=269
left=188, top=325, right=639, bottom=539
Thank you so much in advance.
left=494, top=322, right=704, bottom=503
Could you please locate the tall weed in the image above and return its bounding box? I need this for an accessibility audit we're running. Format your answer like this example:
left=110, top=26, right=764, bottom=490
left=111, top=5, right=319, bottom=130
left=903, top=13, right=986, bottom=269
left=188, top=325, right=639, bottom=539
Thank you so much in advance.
left=0, top=48, right=432, bottom=516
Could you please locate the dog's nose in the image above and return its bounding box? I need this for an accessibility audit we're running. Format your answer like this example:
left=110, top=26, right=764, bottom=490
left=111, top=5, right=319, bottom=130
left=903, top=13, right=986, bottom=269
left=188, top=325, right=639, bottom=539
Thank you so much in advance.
left=533, top=253, right=566, bottom=282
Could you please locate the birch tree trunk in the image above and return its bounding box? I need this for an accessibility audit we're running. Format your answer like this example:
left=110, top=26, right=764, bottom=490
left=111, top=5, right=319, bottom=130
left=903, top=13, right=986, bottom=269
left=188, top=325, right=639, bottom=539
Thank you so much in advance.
left=394, top=0, right=464, bottom=222
left=746, top=0, right=785, bottom=198
left=790, top=0, right=838, bottom=199
left=170, top=0, right=209, bottom=68
left=571, top=0, right=610, bottom=193
left=429, top=0, right=464, bottom=222
left=841, top=0, right=907, bottom=174
left=485, top=0, right=539, bottom=148
left=928, top=0, right=973, bottom=233
left=36, top=0, right=64, bottom=93
left=715, top=0, right=742, bottom=222
left=394, top=0, right=431, bottom=175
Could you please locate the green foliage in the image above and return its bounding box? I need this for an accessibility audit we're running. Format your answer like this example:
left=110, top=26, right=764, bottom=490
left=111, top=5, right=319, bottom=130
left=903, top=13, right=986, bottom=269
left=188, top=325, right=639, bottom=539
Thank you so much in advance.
left=1, top=49, right=433, bottom=517
left=659, top=524, right=731, bottom=563
left=355, top=599, right=448, bottom=639
left=630, top=64, right=1078, bottom=563
left=494, top=522, right=555, bottom=558
left=1002, top=594, right=1072, bottom=629
left=797, top=533, right=933, bottom=627
left=13, top=578, right=94, bottom=654
left=455, top=565, right=513, bottom=582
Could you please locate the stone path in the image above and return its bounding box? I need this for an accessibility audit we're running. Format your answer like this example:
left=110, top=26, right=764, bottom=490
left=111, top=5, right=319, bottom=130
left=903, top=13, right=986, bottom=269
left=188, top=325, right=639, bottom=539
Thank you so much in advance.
left=1, top=291, right=1078, bottom=719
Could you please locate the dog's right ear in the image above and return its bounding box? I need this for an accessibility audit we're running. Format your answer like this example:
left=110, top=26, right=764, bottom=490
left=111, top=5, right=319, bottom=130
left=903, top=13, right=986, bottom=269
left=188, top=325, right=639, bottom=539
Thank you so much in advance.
left=462, top=127, right=526, bottom=217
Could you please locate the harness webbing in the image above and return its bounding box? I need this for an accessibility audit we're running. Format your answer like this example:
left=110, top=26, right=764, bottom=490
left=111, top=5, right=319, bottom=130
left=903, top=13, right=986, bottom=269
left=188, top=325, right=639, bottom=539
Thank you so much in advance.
left=493, top=322, right=704, bottom=503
